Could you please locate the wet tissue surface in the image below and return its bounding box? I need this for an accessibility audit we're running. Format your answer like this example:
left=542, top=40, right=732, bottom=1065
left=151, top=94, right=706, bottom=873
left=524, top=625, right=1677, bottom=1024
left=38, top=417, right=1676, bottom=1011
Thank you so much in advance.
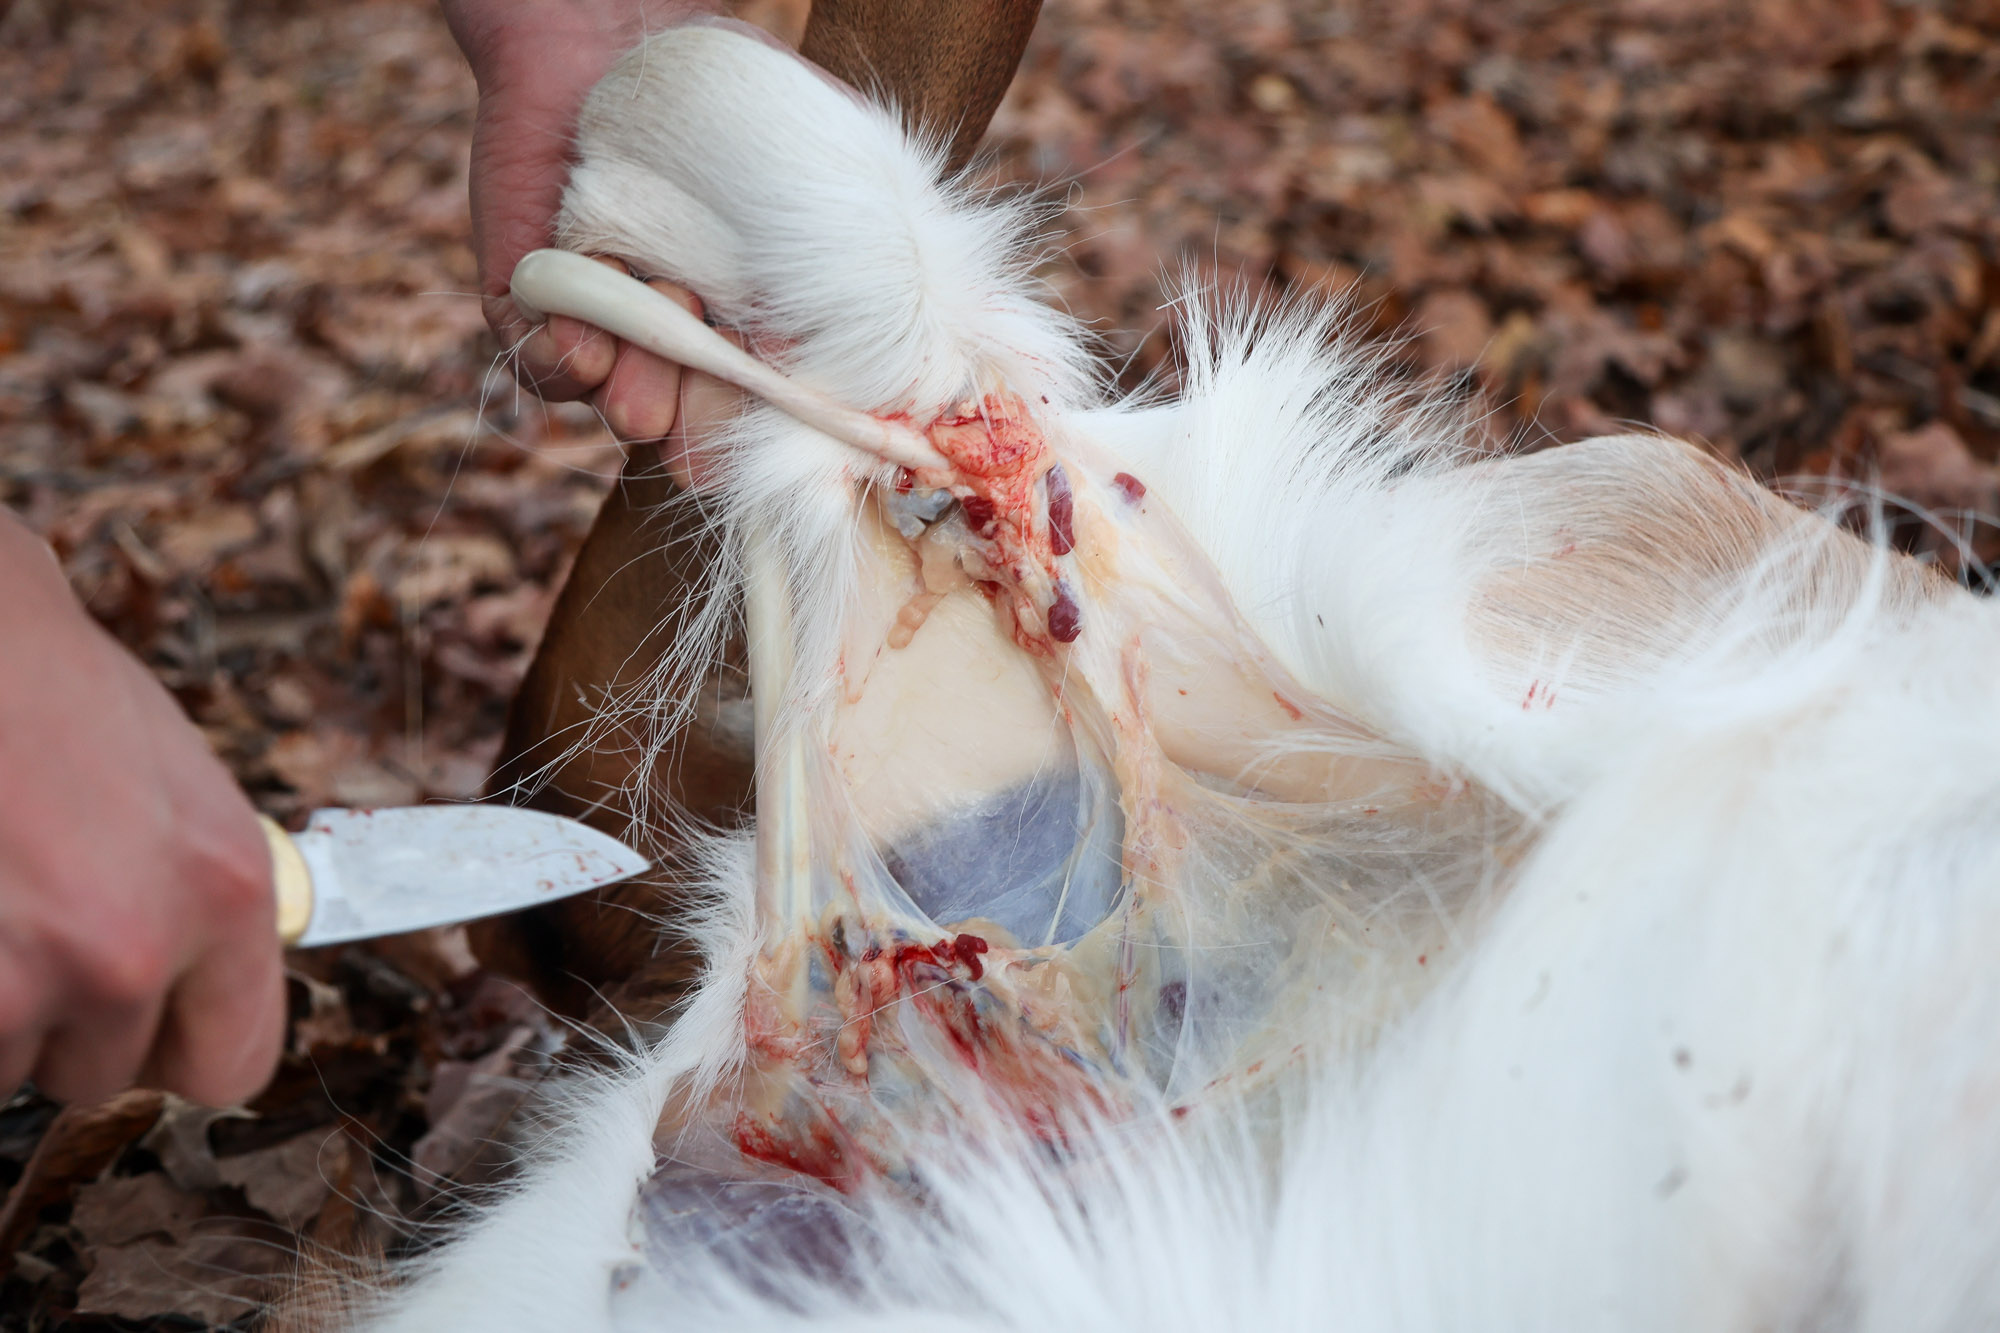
left=878, top=771, right=1126, bottom=946
left=648, top=370, right=1484, bottom=1236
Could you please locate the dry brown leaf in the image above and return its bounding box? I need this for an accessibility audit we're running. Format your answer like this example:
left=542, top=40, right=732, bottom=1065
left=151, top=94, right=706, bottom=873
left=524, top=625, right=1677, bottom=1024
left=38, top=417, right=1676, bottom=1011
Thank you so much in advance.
left=216, top=1130, right=347, bottom=1231
left=1415, top=289, right=1494, bottom=370
left=1878, top=421, right=1999, bottom=517
left=141, top=1097, right=258, bottom=1194
left=0, top=1089, right=165, bottom=1265
left=410, top=1024, right=542, bottom=1197
left=5, top=0, right=1999, bottom=1324
left=70, top=1172, right=210, bottom=1249
left=393, top=533, right=517, bottom=613
left=154, top=503, right=259, bottom=576
left=76, top=1222, right=289, bottom=1324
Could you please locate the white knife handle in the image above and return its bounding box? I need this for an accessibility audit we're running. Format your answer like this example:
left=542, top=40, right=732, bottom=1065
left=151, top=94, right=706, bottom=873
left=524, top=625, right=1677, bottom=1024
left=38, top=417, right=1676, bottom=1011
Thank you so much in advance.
left=260, top=815, right=314, bottom=945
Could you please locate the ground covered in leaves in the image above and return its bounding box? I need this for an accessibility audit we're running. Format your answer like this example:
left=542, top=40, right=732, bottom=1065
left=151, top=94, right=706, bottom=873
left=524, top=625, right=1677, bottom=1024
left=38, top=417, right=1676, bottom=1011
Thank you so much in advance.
left=2, top=0, right=1996, bottom=1325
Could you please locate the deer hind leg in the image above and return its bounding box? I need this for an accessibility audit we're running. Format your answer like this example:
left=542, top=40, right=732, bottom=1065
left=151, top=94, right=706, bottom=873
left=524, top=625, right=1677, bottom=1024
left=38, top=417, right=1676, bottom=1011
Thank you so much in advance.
left=473, top=0, right=1043, bottom=1023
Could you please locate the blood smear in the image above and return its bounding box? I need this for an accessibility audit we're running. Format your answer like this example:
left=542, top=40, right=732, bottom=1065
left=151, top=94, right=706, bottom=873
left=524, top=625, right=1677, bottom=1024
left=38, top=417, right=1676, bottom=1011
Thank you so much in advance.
left=1046, top=463, right=1075, bottom=555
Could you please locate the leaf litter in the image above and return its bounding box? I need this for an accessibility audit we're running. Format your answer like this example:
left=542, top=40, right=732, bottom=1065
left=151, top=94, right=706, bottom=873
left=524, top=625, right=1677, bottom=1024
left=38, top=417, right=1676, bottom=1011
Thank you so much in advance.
left=1, top=0, right=1996, bottom=1325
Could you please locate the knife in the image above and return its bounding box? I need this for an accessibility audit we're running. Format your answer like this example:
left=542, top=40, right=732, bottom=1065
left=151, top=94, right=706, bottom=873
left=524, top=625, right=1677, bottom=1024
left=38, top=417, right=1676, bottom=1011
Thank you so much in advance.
left=255, top=807, right=648, bottom=948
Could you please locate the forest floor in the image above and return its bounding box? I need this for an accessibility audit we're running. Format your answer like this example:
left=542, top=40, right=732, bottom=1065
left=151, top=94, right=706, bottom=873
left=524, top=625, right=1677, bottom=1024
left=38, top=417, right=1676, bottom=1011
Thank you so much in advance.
left=1, top=0, right=1996, bottom=1325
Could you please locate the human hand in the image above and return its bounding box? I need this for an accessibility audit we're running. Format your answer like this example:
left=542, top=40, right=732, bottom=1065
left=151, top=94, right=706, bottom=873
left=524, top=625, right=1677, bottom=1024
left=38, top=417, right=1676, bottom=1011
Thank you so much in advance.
left=440, top=0, right=727, bottom=452
left=0, top=511, right=285, bottom=1107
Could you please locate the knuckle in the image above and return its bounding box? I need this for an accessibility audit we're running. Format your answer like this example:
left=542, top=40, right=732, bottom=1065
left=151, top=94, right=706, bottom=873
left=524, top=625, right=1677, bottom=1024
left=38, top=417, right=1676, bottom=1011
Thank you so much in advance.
left=203, top=851, right=273, bottom=922
left=174, top=820, right=274, bottom=928
left=82, top=936, right=172, bottom=1009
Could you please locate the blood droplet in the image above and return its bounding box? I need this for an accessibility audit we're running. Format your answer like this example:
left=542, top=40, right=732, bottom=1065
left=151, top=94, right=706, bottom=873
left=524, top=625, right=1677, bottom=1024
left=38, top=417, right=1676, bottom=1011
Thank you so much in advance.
left=960, top=494, right=997, bottom=531
left=1111, top=472, right=1147, bottom=504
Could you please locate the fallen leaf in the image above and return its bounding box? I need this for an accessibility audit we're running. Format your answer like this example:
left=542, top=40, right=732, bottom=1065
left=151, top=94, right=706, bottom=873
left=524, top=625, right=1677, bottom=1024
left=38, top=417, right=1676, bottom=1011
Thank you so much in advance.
left=154, top=503, right=259, bottom=576
left=1415, top=289, right=1494, bottom=370
left=1878, top=421, right=1998, bottom=517
left=77, top=1222, right=289, bottom=1324
left=140, top=1096, right=257, bottom=1194
left=216, top=1129, right=347, bottom=1231
left=71, top=1171, right=210, bottom=1248
left=393, top=533, right=517, bottom=613
left=410, top=1024, right=543, bottom=1197
left=0, top=1089, right=164, bottom=1265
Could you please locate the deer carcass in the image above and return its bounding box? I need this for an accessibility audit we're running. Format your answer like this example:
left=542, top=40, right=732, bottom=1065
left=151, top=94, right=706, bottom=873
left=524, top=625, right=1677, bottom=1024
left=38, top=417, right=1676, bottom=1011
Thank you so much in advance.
left=356, top=21, right=2000, bottom=1332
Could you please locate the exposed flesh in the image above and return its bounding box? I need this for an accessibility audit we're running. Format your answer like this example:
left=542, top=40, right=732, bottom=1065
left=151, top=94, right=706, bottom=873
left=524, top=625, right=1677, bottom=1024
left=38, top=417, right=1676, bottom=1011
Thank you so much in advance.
left=583, top=378, right=1507, bottom=1190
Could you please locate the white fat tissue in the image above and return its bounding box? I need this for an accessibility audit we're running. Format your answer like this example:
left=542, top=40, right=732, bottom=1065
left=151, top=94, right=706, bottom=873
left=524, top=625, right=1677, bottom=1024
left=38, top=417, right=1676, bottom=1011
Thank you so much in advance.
left=352, top=23, right=2000, bottom=1332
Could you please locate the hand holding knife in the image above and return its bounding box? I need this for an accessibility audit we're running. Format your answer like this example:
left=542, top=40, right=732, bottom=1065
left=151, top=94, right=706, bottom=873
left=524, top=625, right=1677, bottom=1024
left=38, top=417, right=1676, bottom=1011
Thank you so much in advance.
left=3, top=509, right=649, bottom=1107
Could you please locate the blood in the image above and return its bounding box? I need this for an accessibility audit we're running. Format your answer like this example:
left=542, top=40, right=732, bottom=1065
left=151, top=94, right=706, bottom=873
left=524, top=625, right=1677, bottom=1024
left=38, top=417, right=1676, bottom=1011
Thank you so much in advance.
left=740, top=919, right=1117, bottom=1191
left=914, top=390, right=1099, bottom=663
left=924, top=390, right=1053, bottom=570
left=888, top=931, right=988, bottom=985
left=1110, top=472, right=1147, bottom=504
left=1272, top=691, right=1303, bottom=721
left=880, top=936, right=995, bottom=1069
left=1045, top=463, right=1075, bottom=555
left=1048, top=581, right=1082, bottom=643
left=960, top=494, right=997, bottom=532
left=948, top=931, right=989, bottom=980
left=732, top=1113, right=852, bottom=1189
left=928, top=394, right=1042, bottom=478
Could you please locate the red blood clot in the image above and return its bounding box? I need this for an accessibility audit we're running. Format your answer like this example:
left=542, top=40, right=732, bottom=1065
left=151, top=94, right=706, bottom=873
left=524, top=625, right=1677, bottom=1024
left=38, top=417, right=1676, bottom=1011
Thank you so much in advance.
left=1048, top=582, right=1082, bottom=643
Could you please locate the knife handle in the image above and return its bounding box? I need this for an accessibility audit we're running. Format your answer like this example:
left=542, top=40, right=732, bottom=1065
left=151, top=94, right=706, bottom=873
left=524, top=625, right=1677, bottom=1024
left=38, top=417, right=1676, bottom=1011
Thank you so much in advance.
left=259, top=815, right=314, bottom=945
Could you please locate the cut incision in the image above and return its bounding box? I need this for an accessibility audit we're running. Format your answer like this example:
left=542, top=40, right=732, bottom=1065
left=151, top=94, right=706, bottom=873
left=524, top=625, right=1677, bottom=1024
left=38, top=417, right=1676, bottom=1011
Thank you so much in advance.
left=628, top=377, right=1490, bottom=1189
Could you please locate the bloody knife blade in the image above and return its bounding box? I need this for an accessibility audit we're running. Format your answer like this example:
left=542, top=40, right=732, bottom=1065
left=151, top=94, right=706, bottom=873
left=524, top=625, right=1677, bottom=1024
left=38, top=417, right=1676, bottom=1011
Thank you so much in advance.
left=258, top=806, right=648, bottom=948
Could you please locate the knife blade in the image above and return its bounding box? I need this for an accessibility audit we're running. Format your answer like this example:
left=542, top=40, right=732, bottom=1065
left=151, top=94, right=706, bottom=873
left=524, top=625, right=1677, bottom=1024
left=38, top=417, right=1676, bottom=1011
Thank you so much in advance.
left=257, top=807, right=648, bottom=948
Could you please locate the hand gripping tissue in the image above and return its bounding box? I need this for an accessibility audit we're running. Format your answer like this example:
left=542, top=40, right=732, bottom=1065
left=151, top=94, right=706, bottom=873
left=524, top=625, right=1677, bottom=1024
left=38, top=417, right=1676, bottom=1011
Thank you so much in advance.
left=356, top=22, right=2000, bottom=1332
